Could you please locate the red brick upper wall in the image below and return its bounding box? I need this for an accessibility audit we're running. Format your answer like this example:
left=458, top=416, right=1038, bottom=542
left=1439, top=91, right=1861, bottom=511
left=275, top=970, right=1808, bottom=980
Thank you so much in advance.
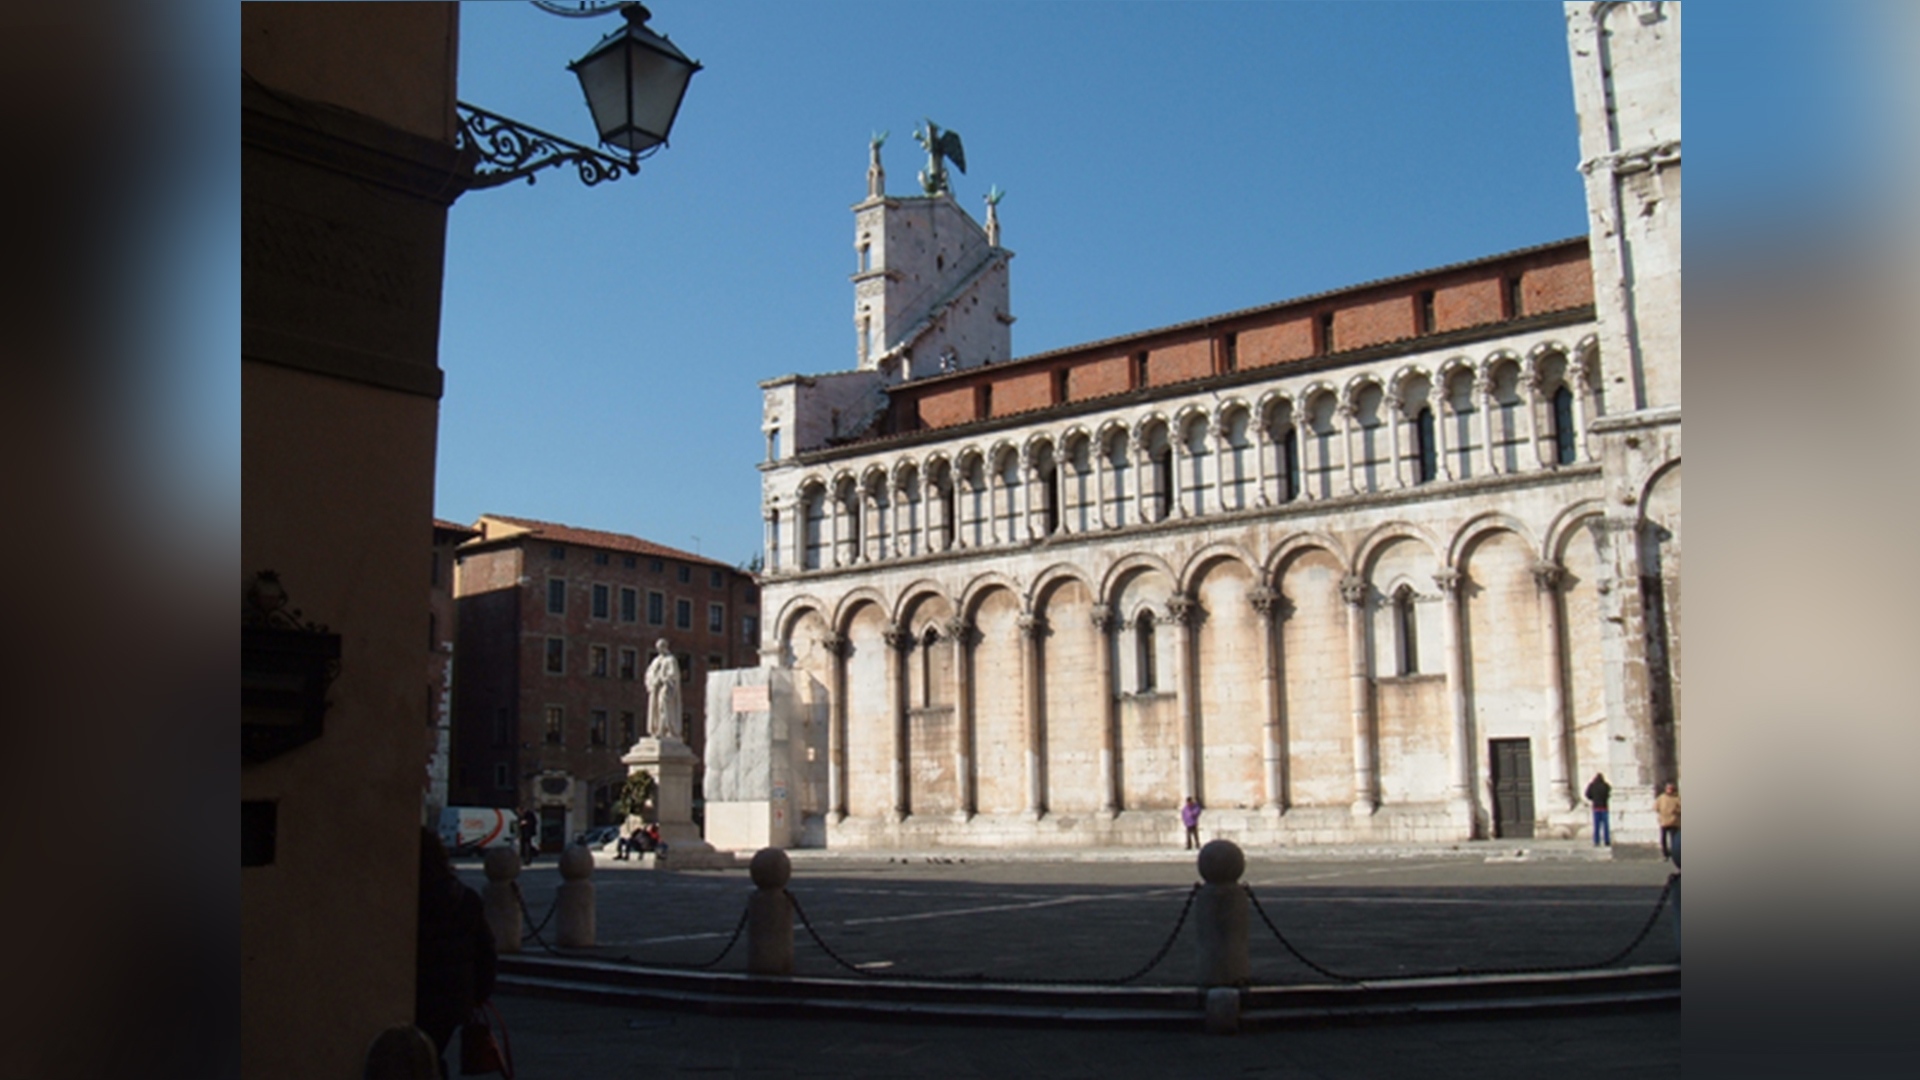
left=1145, top=340, right=1212, bottom=387
left=889, top=238, right=1591, bottom=435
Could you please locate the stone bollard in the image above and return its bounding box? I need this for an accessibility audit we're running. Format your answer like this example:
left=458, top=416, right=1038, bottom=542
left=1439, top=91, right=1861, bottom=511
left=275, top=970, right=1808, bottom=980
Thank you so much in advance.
left=554, top=843, right=596, bottom=948
left=1194, top=839, right=1249, bottom=1033
left=747, top=847, right=794, bottom=976
left=482, top=847, right=522, bottom=954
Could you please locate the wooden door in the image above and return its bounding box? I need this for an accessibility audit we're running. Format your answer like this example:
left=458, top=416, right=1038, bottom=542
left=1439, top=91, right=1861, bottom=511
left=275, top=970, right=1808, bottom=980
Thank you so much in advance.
left=1490, top=738, right=1535, bottom=839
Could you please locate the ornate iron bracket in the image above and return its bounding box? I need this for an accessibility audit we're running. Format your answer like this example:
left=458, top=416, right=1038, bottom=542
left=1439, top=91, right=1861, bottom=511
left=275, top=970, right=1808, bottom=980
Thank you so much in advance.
left=456, top=102, right=642, bottom=190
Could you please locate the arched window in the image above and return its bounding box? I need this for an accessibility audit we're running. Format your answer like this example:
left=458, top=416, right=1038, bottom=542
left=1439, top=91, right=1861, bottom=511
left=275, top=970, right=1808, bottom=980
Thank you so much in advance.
left=961, top=458, right=987, bottom=547
left=1490, top=363, right=1524, bottom=472
left=1414, top=406, right=1438, bottom=484
left=919, top=626, right=940, bottom=708
left=997, top=453, right=1023, bottom=544
left=1446, top=372, right=1478, bottom=480
left=1148, top=430, right=1173, bottom=521
left=1552, top=385, right=1577, bottom=465
left=1135, top=611, right=1157, bottom=692
left=1281, top=423, right=1300, bottom=502
left=801, top=487, right=827, bottom=570
left=1354, top=384, right=1387, bottom=494
left=1221, top=410, right=1251, bottom=510
left=1308, top=396, right=1339, bottom=499
left=1105, top=432, right=1131, bottom=527
left=1182, top=419, right=1211, bottom=515
left=1394, top=585, right=1420, bottom=675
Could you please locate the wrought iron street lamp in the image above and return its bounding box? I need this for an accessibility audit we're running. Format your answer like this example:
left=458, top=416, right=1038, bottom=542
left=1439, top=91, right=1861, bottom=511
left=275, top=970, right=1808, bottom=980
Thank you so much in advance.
left=566, top=3, right=702, bottom=159
left=458, top=1, right=701, bottom=190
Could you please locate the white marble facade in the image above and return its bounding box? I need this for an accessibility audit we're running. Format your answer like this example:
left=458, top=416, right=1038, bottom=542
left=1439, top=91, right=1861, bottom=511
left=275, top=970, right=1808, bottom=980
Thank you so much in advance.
left=748, top=3, right=1679, bottom=850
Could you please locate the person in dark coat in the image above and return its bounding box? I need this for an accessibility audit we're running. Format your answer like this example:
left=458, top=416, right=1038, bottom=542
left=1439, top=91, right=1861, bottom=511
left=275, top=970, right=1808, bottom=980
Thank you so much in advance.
left=1585, top=772, right=1612, bottom=847
left=415, top=827, right=497, bottom=1076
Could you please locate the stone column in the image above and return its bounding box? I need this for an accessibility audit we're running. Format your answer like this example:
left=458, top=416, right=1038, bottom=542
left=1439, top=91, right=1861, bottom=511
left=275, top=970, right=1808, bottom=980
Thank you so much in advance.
left=883, top=622, right=912, bottom=821
left=1249, top=586, right=1286, bottom=811
left=1435, top=399, right=1457, bottom=482
left=953, top=475, right=971, bottom=550
left=1209, top=416, right=1232, bottom=513
left=1171, top=430, right=1192, bottom=519
left=1534, top=561, right=1574, bottom=809
left=1387, top=399, right=1408, bottom=489
left=1337, top=402, right=1358, bottom=497
left=1298, top=419, right=1318, bottom=502
left=1018, top=611, right=1046, bottom=817
left=1093, top=439, right=1111, bottom=529
left=1340, top=575, right=1376, bottom=815
left=1132, top=430, right=1155, bottom=524
left=824, top=632, right=849, bottom=821
left=1168, top=594, right=1201, bottom=801
left=1435, top=570, right=1473, bottom=824
left=828, top=488, right=845, bottom=568
left=762, top=505, right=779, bottom=574
left=1025, top=457, right=1049, bottom=539
left=864, top=489, right=882, bottom=563
left=1478, top=375, right=1500, bottom=477
left=1523, top=370, right=1547, bottom=469
left=1253, top=418, right=1274, bottom=508
left=946, top=617, right=976, bottom=819
left=1091, top=604, right=1119, bottom=816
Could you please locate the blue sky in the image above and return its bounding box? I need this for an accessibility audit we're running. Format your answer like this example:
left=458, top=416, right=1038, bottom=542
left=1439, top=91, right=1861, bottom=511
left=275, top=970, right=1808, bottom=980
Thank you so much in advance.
left=435, top=1, right=1589, bottom=566
left=430, top=0, right=1907, bottom=569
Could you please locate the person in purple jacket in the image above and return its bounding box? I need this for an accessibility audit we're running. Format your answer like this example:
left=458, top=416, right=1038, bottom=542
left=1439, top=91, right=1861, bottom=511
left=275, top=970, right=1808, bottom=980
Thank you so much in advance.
left=1180, top=796, right=1202, bottom=849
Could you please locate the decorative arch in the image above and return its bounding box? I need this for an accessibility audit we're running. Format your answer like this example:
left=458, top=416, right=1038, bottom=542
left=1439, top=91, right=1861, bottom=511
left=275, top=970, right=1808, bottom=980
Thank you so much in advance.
left=830, top=587, right=892, bottom=634
left=1177, top=541, right=1261, bottom=595
left=1028, top=562, right=1096, bottom=610
left=1545, top=498, right=1608, bottom=564
left=1098, top=551, right=1180, bottom=604
left=1342, top=371, right=1385, bottom=407
left=958, top=570, right=1026, bottom=621
left=1447, top=510, right=1540, bottom=568
left=1354, top=520, right=1447, bottom=576
left=773, top=595, right=834, bottom=647
left=889, top=579, right=954, bottom=627
left=1264, top=530, right=1352, bottom=584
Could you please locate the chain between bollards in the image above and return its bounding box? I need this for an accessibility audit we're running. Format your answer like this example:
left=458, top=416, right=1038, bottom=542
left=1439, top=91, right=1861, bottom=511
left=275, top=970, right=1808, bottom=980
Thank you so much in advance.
left=1244, top=870, right=1681, bottom=982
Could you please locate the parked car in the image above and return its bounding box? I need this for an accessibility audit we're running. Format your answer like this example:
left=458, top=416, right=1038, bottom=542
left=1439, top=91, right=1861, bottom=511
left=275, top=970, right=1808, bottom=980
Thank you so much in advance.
left=572, top=825, right=620, bottom=850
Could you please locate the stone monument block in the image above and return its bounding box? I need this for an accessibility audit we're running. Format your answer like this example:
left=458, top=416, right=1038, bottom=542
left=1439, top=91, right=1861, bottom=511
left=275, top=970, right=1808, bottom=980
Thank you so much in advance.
left=704, top=667, right=796, bottom=851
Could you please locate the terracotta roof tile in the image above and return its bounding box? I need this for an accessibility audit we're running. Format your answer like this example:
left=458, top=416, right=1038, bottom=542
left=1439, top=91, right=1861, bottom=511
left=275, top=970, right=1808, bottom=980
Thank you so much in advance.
left=471, top=514, right=731, bottom=569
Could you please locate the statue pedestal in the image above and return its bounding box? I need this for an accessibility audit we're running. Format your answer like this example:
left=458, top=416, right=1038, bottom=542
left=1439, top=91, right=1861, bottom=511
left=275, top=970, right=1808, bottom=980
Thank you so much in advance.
left=622, top=737, right=733, bottom=869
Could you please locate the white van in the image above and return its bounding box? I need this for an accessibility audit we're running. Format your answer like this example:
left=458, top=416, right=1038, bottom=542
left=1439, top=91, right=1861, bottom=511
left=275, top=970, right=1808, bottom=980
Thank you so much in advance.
left=438, top=806, right=518, bottom=856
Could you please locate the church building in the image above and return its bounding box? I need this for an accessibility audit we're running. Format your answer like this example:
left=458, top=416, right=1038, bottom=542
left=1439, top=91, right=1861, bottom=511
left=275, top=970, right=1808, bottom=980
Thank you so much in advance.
left=745, top=2, right=1678, bottom=850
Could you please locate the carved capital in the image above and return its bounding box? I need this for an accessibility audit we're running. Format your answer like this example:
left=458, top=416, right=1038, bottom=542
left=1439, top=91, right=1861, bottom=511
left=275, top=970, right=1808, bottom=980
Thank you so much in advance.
left=1339, top=575, right=1370, bottom=608
left=1433, top=570, right=1463, bottom=597
left=1531, top=561, right=1567, bottom=593
left=1164, top=594, right=1199, bottom=626
left=882, top=623, right=914, bottom=652
left=1247, top=585, right=1280, bottom=619
left=1017, top=612, right=1047, bottom=639
left=943, top=617, right=975, bottom=646
left=821, top=633, right=851, bottom=659
left=1090, top=603, right=1116, bottom=634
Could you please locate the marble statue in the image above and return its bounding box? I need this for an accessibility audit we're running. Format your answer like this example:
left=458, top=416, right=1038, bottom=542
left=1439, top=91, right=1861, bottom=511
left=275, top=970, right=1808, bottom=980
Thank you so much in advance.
left=645, top=639, right=683, bottom=740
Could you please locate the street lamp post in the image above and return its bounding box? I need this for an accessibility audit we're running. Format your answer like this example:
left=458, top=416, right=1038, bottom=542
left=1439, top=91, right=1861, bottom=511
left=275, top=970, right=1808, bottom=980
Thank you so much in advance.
left=459, top=1, right=701, bottom=190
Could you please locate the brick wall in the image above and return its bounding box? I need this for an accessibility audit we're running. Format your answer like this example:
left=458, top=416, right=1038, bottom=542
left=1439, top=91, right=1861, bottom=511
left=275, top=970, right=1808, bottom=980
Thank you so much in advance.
left=882, top=239, right=1592, bottom=437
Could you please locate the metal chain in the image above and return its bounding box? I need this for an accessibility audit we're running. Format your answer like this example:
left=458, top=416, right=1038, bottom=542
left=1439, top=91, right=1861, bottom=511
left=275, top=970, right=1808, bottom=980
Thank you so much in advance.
left=678, top=903, right=752, bottom=970
left=785, top=889, right=894, bottom=978
left=1244, top=873, right=1679, bottom=982
left=1103, top=883, right=1200, bottom=985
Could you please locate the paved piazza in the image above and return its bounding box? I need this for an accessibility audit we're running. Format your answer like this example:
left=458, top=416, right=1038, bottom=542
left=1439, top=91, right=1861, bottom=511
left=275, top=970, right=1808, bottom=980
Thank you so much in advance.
left=465, top=848, right=1679, bottom=1078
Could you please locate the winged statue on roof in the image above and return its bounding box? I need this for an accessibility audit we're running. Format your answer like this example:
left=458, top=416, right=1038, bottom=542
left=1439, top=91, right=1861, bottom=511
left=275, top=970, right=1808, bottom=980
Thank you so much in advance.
left=914, top=119, right=966, bottom=195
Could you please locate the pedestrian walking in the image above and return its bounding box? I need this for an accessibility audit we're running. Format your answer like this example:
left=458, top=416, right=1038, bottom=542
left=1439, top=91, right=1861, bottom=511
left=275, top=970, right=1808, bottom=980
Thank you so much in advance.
left=518, top=807, right=539, bottom=865
left=1584, top=772, right=1612, bottom=847
left=1654, top=781, right=1681, bottom=860
left=1180, top=796, right=1202, bottom=850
